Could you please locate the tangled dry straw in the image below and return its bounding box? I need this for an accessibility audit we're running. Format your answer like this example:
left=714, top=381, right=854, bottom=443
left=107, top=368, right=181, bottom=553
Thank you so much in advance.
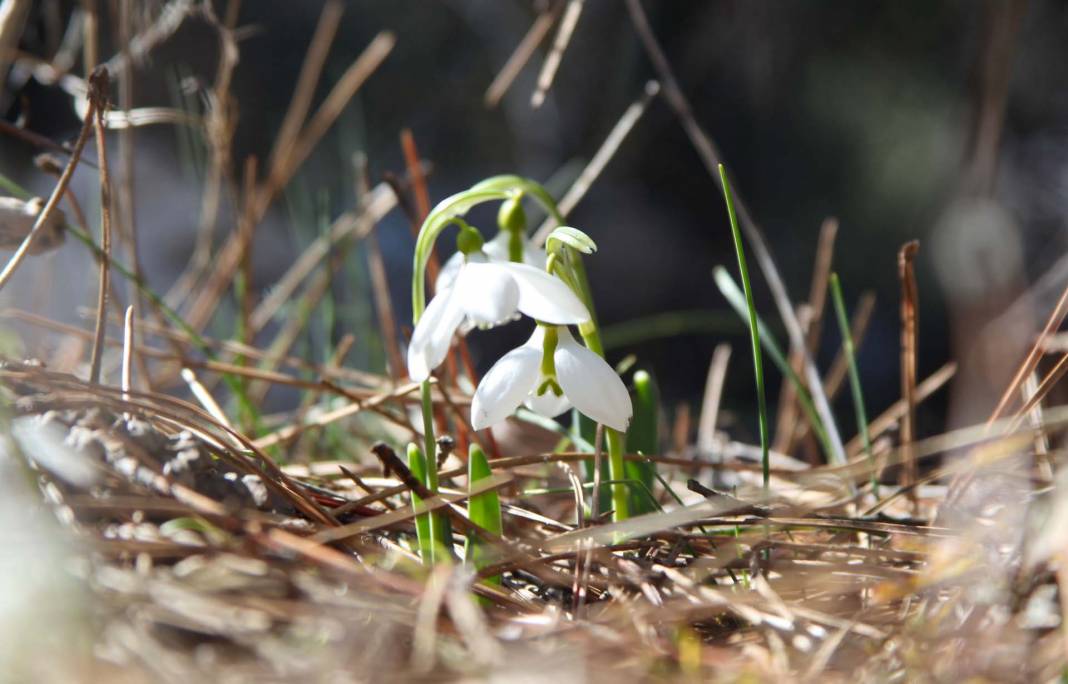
left=3, top=356, right=1067, bottom=682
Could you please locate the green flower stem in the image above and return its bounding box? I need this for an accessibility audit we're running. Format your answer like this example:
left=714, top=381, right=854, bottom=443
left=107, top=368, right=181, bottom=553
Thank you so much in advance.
left=498, top=194, right=527, bottom=264
left=555, top=233, right=631, bottom=522
left=575, top=313, right=629, bottom=521
left=508, top=230, right=523, bottom=262
left=603, top=429, right=630, bottom=521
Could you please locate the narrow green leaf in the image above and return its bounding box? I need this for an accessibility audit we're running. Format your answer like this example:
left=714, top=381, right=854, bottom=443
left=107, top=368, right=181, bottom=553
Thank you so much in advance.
left=713, top=267, right=836, bottom=465
left=718, top=165, right=771, bottom=493
left=829, top=273, right=876, bottom=492
left=625, top=369, right=659, bottom=514
left=464, top=444, right=503, bottom=586
left=407, top=442, right=434, bottom=564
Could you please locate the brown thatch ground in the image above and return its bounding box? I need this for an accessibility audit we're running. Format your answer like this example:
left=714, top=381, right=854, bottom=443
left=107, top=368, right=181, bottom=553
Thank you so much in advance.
left=3, top=358, right=1066, bottom=682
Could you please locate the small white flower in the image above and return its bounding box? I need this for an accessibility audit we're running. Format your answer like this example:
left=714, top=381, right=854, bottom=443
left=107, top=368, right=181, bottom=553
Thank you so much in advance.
left=470, top=326, right=632, bottom=432
left=407, top=260, right=590, bottom=382
left=436, top=230, right=546, bottom=293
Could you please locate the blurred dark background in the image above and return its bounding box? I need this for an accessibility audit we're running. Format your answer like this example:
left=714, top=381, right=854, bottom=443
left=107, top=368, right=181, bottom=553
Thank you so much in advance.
left=4, top=0, right=1067, bottom=444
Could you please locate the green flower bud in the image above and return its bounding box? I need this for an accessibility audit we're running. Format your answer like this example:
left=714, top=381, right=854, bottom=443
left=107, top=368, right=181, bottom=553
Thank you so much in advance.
left=456, top=221, right=485, bottom=255
left=497, top=195, right=526, bottom=235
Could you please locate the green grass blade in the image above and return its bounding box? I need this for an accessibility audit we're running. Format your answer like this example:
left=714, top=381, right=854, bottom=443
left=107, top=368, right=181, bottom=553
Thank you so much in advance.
left=829, top=273, right=876, bottom=491
left=713, top=267, right=836, bottom=464
left=718, top=165, right=771, bottom=493
left=625, top=369, right=659, bottom=513
left=464, top=444, right=503, bottom=586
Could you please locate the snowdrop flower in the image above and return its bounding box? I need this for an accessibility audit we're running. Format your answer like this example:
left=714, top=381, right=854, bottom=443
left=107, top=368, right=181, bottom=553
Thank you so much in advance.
left=436, top=228, right=546, bottom=293
left=407, top=260, right=590, bottom=382
left=471, top=325, right=632, bottom=432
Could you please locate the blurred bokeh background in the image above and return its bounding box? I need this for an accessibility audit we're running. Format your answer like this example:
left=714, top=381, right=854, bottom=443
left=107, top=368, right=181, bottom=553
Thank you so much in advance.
left=2, top=0, right=1066, bottom=445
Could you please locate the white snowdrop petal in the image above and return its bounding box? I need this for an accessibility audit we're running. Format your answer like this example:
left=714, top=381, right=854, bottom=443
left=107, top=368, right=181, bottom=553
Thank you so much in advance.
left=435, top=250, right=464, bottom=293
left=505, top=263, right=590, bottom=324
left=470, top=345, right=542, bottom=430
left=524, top=389, right=572, bottom=419
left=554, top=329, right=633, bottom=432
left=482, top=231, right=510, bottom=261
left=407, top=288, right=464, bottom=382
left=455, top=262, right=521, bottom=326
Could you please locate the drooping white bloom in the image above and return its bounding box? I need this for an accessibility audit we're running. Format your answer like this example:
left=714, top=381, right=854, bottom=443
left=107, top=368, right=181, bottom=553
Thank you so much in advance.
left=407, top=260, right=590, bottom=382
left=436, top=230, right=547, bottom=293
left=470, top=326, right=632, bottom=432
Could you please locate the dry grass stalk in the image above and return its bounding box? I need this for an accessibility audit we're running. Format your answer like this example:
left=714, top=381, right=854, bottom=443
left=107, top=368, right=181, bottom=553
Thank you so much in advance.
left=531, top=0, right=584, bottom=108
left=791, top=291, right=876, bottom=454
left=697, top=344, right=732, bottom=454
left=121, top=305, right=134, bottom=401
left=532, top=79, right=661, bottom=245
left=774, top=218, right=838, bottom=455
left=897, top=241, right=920, bottom=501
left=87, top=68, right=115, bottom=387
left=988, top=281, right=1068, bottom=428
left=0, top=0, right=31, bottom=87
left=183, top=30, right=394, bottom=332
left=249, top=181, right=398, bottom=333
left=484, top=0, right=563, bottom=108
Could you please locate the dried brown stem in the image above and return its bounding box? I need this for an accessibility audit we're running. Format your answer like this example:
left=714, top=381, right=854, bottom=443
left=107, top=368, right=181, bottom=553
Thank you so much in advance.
left=88, top=67, right=113, bottom=386
left=988, top=282, right=1068, bottom=429
left=531, top=0, right=584, bottom=108
left=897, top=240, right=920, bottom=498
left=484, top=0, right=562, bottom=108
left=697, top=343, right=732, bottom=453
left=533, top=80, right=661, bottom=245
left=775, top=218, right=838, bottom=455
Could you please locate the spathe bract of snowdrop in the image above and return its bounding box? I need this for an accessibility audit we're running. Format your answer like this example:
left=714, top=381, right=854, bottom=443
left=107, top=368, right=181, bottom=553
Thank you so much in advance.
left=406, top=225, right=590, bottom=383
left=470, top=325, right=632, bottom=432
